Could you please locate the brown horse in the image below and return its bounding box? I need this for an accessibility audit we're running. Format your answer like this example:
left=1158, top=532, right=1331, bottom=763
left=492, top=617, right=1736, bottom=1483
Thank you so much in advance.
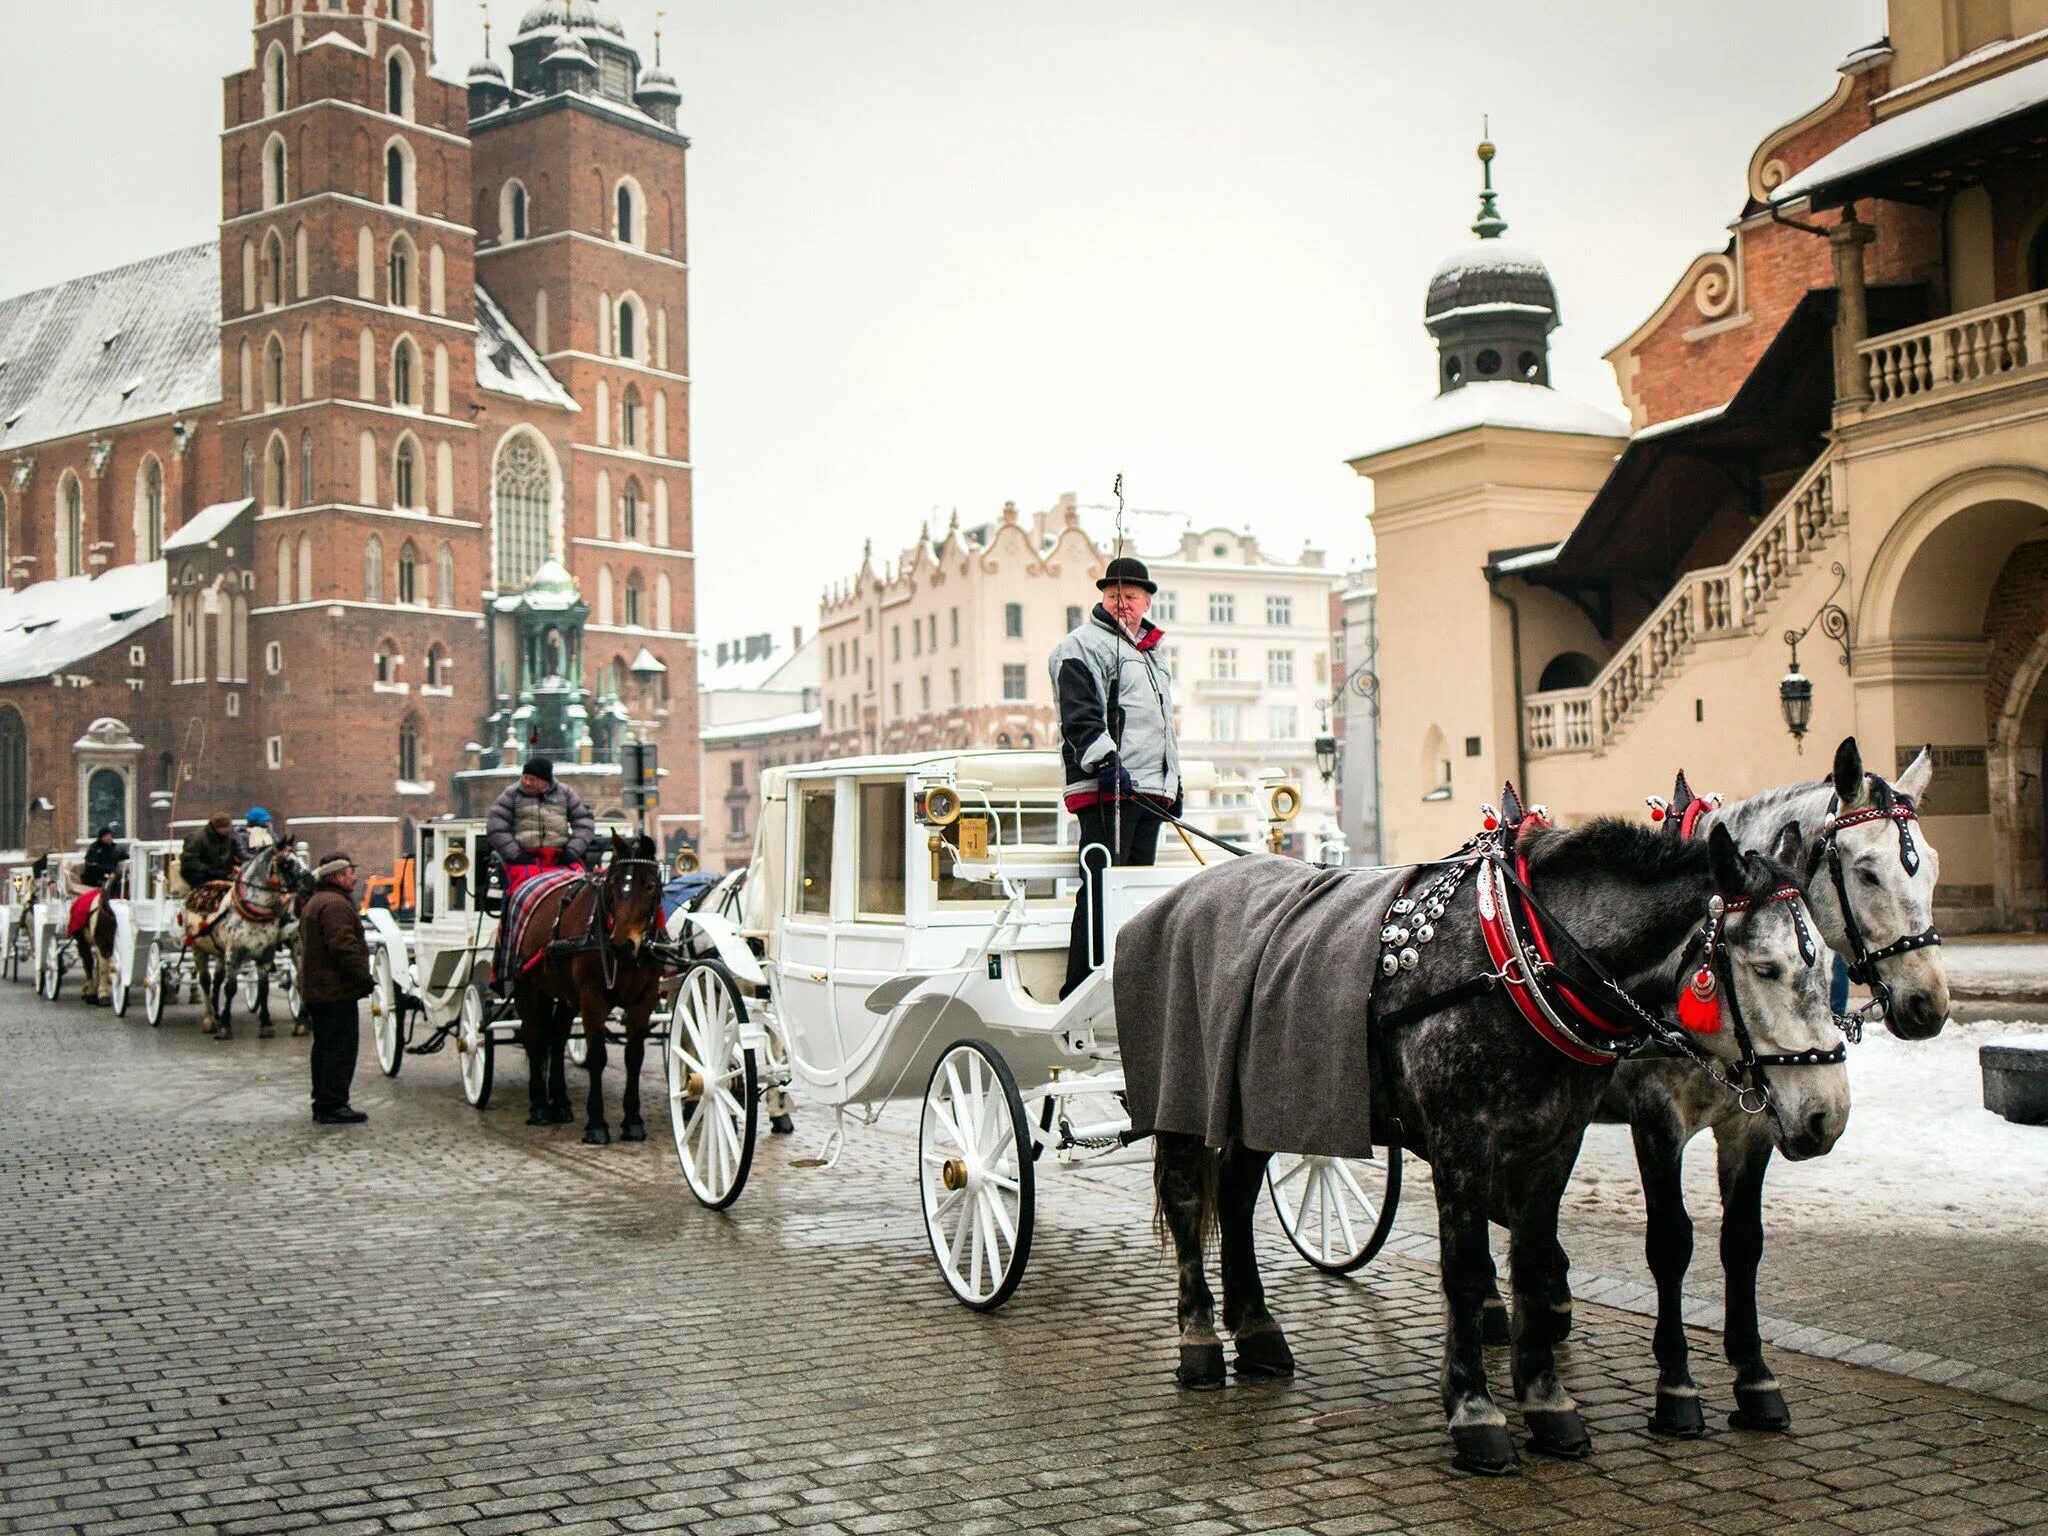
left=506, top=831, right=666, bottom=1144
left=77, top=870, right=123, bottom=1007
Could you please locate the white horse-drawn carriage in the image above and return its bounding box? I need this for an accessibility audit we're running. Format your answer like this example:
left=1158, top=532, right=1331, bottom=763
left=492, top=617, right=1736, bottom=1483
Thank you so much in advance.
left=1, top=864, right=35, bottom=983
left=138, top=838, right=304, bottom=1028
left=31, top=852, right=99, bottom=1002
left=663, top=749, right=1402, bottom=1310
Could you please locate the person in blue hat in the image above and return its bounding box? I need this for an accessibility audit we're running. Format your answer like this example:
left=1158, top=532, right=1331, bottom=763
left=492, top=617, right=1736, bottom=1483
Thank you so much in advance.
left=233, top=807, right=278, bottom=864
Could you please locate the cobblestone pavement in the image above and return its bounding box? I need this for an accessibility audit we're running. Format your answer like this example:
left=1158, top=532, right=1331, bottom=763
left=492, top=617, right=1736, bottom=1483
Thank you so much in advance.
left=3, top=985, right=2047, bottom=1536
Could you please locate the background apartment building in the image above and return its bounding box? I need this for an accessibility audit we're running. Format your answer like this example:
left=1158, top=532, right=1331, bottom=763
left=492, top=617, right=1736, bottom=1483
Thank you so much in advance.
left=697, top=628, right=818, bottom=872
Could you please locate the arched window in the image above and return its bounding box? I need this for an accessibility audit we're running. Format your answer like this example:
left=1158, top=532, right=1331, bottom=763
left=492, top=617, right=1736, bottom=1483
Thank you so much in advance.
left=239, top=339, right=254, bottom=410
left=391, top=337, right=417, bottom=406
left=620, top=384, right=641, bottom=449
left=375, top=638, right=398, bottom=684
left=620, top=477, right=641, bottom=540
left=242, top=440, right=256, bottom=499
left=264, top=133, right=288, bottom=207
left=500, top=179, right=529, bottom=242
left=398, top=715, right=420, bottom=782
left=393, top=435, right=419, bottom=508
left=264, top=334, right=286, bottom=406
left=1536, top=651, right=1600, bottom=692
left=294, top=224, right=309, bottom=297
left=385, top=48, right=414, bottom=119
left=0, top=706, right=25, bottom=852
left=624, top=571, right=644, bottom=628
left=425, top=642, right=450, bottom=687
left=614, top=177, right=643, bottom=247
left=277, top=535, right=294, bottom=604
left=264, top=434, right=289, bottom=509
left=298, top=326, right=313, bottom=400
left=384, top=138, right=412, bottom=208
left=396, top=540, right=418, bottom=604
left=656, top=571, right=672, bottom=630
left=616, top=297, right=639, bottom=361
left=299, top=428, right=314, bottom=504
left=263, top=42, right=289, bottom=116
left=57, top=473, right=84, bottom=578
left=241, top=238, right=257, bottom=314
left=0, top=490, right=10, bottom=584
left=434, top=542, right=454, bottom=608
left=297, top=533, right=312, bottom=600
left=136, top=456, right=164, bottom=562
left=388, top=233, right=414, bottom=308
left=492, top=429, right=552, bottom=589
left=262, top=229, right=285, bottom=307
left=364, top=534, right=384, bottom=602
left=597, top=565, right=614, bottom=626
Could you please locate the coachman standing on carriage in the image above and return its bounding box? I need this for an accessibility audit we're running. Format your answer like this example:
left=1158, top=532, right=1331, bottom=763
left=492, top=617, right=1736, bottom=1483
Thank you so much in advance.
left=1050, top=554, right=1183, bottom=999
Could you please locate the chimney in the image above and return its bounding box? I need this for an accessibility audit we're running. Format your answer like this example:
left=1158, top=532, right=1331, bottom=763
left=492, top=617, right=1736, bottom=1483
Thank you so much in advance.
left=792, top=625, right=804, bottom=650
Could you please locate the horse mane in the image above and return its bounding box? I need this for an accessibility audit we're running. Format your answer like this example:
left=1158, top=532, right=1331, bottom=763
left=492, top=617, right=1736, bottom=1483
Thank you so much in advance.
left=1518, top=816, right=1706, bottom=884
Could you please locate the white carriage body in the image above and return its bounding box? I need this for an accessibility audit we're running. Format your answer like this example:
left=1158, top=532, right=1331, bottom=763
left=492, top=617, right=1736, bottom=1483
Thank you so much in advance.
left=371, top=818, right=499, bottom=1029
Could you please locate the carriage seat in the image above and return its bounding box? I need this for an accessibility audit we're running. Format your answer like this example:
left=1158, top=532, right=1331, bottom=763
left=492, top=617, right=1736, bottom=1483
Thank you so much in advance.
left=60, top=863, right=95, bottom=897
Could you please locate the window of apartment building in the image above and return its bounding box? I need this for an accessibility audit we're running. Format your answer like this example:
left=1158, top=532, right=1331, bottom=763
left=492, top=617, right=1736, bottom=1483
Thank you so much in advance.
left=1210, top=704, right=1240, bottom=741
left=891, top=681, right=902, bottom=716
left=912, top=622, right=921, bottom=657
left=1209, top=593, right=1234, bottom=625
left=1002, top=664, right=1027, bottom=700
left=892, top=625, right=901, bottom=661
left=1065, top=605, right=1083, bottom=632
left=729, top=804, right=746, bottom=839
left=266, top=736, right=283, bottom=770
left=1267, top=649, right=1294, bottom=686
left=825, top=647, right=835, bottom=680
left=1155, top=589, right=1177, bottom=622
left=920, top=676, right=931, bottom=710
left=1209, top=646, right=1237, bottom=681
left=949, top=608, right=959, bottom=646
left=1315, top=650, right=1328, bottom=683
left=927, top=615, right=937, bottom=651
left=1266, top=595, right=1292, bottom=626
left=1004, top=602, right=1023, bottom=639
left=827, top=699, right=836, bottom=730
left=950, top=668, right=961, bottom=704
left=1160, top=645, right=1178, bottom=678
left=1268, top=704, right=1298, bottom=740
left=729, top=760, right=745, bottom=790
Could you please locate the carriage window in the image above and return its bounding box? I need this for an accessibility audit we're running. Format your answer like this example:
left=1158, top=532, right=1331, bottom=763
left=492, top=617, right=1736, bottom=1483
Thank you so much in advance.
left=857, top=782, right=907, bottom=918
left=795, top=787, right=835, bottom=917
left=935, top=807, right=1061, bottom=904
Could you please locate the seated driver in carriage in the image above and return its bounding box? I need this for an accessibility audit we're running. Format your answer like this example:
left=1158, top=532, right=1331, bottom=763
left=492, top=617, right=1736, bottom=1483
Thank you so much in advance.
left=180, top=814, right=240, bottom=891
left=82, top=826, right=127, bottom=890
left=486, top=757, right=596, bottom=993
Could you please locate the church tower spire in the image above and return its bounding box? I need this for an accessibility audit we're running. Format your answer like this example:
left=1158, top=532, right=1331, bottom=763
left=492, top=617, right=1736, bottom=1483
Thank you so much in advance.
left=1423, top=126, right=1560, bottom=393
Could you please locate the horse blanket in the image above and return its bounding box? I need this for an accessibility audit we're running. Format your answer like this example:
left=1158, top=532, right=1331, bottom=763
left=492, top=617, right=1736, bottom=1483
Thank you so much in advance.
left=66, top=891, right=99, bottom=940
left=498, top=867, right=586, bottom=983
left=1113, top=855, right=1410, bottom=1159
left=177, top=882, right=233, bottom=944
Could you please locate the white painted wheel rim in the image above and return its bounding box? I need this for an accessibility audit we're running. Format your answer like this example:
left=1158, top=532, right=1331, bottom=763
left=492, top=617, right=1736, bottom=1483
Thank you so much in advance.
left=372, top=950, right=400, bottom=1074
left=238, top=967, right=261, bottom=1013
left=668, top=967, right=747, bottom=1204
left=144, top=943, right=164, bottom=1019
left=458, top=987, right=489, bottom=1104
left=919, top=1046, right=1025, bottom=1306
left=1268, top=1153, right=1382, bottom=1267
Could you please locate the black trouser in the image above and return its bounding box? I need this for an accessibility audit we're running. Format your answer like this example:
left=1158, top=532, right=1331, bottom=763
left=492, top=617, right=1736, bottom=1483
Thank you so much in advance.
left=1063, top=801, right=1162, bottom=998
left=307, top=999, right=361, bottom=1116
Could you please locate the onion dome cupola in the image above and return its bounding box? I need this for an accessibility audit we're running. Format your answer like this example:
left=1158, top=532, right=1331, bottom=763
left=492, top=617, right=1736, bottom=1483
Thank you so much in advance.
left=509, top=0, right=642, bottom=105
left=635, top=64, right=681, bottom=128
left=1425, top=131, right=1559, bottom=393
left=466, top=55, right=510, bottom=118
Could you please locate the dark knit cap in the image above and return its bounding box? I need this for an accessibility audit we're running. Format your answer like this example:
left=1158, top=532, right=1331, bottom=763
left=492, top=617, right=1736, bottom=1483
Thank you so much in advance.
left=522, top=756, right=554, bottom=782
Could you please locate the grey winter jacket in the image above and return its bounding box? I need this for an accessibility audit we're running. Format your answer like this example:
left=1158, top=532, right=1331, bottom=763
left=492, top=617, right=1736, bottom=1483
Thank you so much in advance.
left=1049, top=604, right=1181, bottom=809
left=486, top=781, right=595, bottom=866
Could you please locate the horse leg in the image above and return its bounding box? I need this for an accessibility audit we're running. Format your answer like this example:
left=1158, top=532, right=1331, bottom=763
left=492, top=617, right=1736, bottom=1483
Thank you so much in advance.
left=214, top=956, right=234, bottom=1040
left=548, top=1006, right=574, bottom=1122
left=1633, top=1110, right=1704, bottom=1437
left=1155, top=1131, right=1224, bottom=1390
left=519, top=1008, right=550, bottom=1126
left=1718, top=1124, right=1789, bottom=1431
left=580, top=996, right=611, bottom=1145
left=1217, top=1143, right=1291, bottom=1377
left=1508, top=1153, right=1592, bottom=1459
left=257, top=965, right=275, bottom=1038
left=619, top=1026, right=647, bottom=1141
left=76, top=937, right=97, bottom=1004
left=1434, top=1149, right=1516, bottom=1474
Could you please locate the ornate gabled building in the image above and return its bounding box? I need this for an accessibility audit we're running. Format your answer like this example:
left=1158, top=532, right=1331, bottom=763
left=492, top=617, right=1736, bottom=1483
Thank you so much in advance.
left=0, top=0, right=699, bottom=867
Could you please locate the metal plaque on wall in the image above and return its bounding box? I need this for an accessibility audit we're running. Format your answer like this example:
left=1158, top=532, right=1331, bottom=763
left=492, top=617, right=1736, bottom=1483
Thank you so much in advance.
left=1897, top=745, right=1987, bottom=816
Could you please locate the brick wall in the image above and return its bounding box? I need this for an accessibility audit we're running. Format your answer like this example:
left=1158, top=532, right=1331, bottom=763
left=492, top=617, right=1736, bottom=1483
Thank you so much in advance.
left=1984, top=539, right=2048, bottom=726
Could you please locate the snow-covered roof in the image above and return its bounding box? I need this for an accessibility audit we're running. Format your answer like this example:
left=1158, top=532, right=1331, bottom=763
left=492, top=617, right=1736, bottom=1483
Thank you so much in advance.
left=1774, top=52, right=2048, bottom=205
left=0, top=245, right=220, bottom=452
left=699, top=633, right=817, bottom=693
left=701, top=710, right=822, bottom=745
left=629, top=645, right=666, bottom=674
left=474, top=285, right=575, bottom=409
left=1490, top=542, right=1564, bottom=575
left=1347, top=382, right=1627, bottom=463
left=161, top=498, right=253, bottom=555
left=0, top=561, right=166, bottom=685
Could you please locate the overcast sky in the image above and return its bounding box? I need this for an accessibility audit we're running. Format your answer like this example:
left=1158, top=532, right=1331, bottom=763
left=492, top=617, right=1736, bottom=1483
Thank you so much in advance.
left=2, top=0, right=1883, bottom=647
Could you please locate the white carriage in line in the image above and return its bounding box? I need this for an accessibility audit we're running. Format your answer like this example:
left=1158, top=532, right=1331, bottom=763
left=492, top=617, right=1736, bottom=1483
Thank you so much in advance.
left=664, top=749, right=1402, bottom=1310
left=138, top=837, right=304, bottom=1028
left=1, top=865, right=36, bottom=983
left=32, top=852, right=111, bottom=1003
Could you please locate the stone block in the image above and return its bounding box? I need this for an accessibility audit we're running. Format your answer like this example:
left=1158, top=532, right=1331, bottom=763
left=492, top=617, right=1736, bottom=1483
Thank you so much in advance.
left=1980, top=1032, right=2048, bottom=1124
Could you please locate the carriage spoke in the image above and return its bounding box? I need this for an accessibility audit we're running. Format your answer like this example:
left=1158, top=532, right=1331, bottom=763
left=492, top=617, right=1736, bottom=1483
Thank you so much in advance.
left=1270, top=1155, right=1310, bottom=1193
left=1333, top=1160, right=1379, bottom=1226
left=985, top=1188, right=1017, bottom=1247
left=1293, top=1162, right=1318, bottom=1232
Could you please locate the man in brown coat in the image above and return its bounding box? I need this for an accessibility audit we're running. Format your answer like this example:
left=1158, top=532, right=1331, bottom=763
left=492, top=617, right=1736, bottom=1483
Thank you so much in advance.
left=300, top=854, right=373, bottom=1124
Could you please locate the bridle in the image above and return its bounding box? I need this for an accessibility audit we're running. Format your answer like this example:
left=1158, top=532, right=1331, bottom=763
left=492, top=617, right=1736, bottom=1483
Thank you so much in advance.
left=575, top=855, right=663, bottom=990
left=230, top=851, right=292, bottom=926
left=1816, top=781, right=1941, bottom=1029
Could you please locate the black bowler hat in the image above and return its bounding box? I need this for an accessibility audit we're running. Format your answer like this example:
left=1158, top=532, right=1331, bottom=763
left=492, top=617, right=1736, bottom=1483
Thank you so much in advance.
left=1097, top=556, right=1156, bottom=594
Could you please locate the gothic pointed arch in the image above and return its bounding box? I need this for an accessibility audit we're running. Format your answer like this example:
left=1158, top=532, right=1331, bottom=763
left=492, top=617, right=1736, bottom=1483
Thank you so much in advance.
left=134, top=454, right=164, bottom=562
left=0, top=705, right=25, bottom=852
left=490, top=427, right=558, bottom=590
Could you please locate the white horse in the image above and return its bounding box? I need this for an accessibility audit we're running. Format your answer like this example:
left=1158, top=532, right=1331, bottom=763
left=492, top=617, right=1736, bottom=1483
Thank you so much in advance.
left=175, top=843, right=309, bottom=1040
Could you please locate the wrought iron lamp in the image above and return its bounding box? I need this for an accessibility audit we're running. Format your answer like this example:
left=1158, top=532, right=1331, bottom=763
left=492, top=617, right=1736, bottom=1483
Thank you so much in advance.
left=1780, top=561, right=1850, bottom=749
left=1313, top=700, right=1338, bottom=784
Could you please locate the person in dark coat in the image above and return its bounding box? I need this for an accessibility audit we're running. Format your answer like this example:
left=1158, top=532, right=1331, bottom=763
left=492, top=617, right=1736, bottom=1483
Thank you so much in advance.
left=299, top=854, right=372, bottom=1124
left=82, top=826, right=127, bottom=888
left=485, top=757, right=595, bottom=891
left=180, top=814, right=239, bottom=888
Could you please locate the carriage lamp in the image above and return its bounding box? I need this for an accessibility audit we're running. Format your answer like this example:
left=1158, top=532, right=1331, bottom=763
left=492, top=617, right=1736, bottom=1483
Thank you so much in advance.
left=1778, top=663, right=1813, bottom=745
left=1780, top=561, right=1850, bottom=750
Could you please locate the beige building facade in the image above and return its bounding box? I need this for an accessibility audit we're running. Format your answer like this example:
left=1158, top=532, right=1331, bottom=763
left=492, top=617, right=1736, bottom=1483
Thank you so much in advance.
left=1357, top=0, right=2048, bottom=930
left=698, top=629, right=818, bottom=872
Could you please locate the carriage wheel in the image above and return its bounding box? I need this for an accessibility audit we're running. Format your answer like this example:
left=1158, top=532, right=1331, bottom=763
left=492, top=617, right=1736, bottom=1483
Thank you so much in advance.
left=919, top=1040, right=1034, bottom=1311
left=38, top=938, right=62, bottom=1002
left=458, top=985, right=494, bottom=1109
left=667, top=960, right=758, bottom=1210
left=144, top=942, right=167, bottom=1027
left=4, top=927, right=19, bottom=982
left=372, top=949, right=403, bottom=1078
left=236, top=964, right=262, bottom=1016
left=111, top=954, right=131, bottom=1018
left=1265, top=1148, right=1403, bottom=1275
left=285, top=958, right=304, bottom=1022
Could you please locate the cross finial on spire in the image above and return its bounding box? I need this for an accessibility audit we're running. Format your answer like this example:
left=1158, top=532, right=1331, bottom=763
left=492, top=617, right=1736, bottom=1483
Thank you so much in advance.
left=654, top=9, right=665, bottom=64
left=480, top=1, right=491, bottom=58
left=1473, top=117, right=1507, bottom=240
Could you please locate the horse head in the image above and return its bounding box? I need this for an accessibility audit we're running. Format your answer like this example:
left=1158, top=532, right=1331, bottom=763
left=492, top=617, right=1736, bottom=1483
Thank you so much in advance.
left=1813, top=737, right=1949, bottom=1041
left=1702, top=823, right=1851, bottom=1161
left=601, top=830, right=662, bottom=958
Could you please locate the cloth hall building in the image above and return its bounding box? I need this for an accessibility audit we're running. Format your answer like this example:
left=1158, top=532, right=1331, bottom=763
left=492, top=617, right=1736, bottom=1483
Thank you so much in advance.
left=0, top=0, right=698, bottom=867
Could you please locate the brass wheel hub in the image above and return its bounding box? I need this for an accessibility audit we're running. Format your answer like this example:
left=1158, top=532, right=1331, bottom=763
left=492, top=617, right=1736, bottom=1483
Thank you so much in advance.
left=684, top=1071, right=705, bottom=1099
left=940, top=1157, right=968, bottom=1192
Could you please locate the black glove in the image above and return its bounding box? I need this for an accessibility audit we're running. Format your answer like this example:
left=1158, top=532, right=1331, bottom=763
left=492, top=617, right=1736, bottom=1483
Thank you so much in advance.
left=1096, top=754, right=1137, bottom=802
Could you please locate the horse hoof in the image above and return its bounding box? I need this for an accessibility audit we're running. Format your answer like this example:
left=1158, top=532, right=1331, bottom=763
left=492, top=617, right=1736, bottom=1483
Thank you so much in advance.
left=1481, top=1302, right=1512, bottom=1348
left=583, top=1125, right=610, bottom=1146
left=527, top=1110, right=550, bottom=1127
left=1233, top=1328, right=1295, bottom=1378
left=1176, top=1343, right=1226, bottom=1391
left=1450, top=1423, right=1519, bottom=1475
left=549, top=1104, right=575, bottom=1124
left=770, top=1114, right=795, bottom=1135
left=259, top=1025, right=275, bottom=1040
left=620, top=1121, right=646, bottom=1143
left=1650, top=1389, right=1706, bottom=1438
left=292, top=1024, right=309, bottom=1038
left=1524, top=1409, right=1593, bottom=1459
left=213, top=1030, right=232, bottom=1042
left=1730, top=1385, right=1791, bottom=1432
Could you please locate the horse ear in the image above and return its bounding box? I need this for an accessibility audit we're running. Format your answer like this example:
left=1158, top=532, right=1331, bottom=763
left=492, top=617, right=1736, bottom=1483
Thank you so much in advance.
left=1771, top=818, right=1805, bottom=870
left=1896, top=743, right=1934, bottom=803
left=1707, top=822, right=1746, bottom=895
left=1832, top=736, right=1864, bottom=805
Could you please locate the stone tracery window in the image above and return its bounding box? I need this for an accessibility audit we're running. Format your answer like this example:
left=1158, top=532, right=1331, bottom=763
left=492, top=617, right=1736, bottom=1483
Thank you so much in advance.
left=492, top=430, right=551, bottom=589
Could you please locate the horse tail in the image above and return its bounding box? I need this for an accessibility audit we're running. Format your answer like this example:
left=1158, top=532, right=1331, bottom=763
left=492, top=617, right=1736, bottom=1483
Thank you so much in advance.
left=1151, top=1133, right=1220, bottom=1255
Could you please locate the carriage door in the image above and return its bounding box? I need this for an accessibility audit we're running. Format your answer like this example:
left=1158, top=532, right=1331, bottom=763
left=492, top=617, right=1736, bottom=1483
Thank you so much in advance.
left=775, top=781, right=845, bottom=1096
left=827, top=778, right=910, bottom=1087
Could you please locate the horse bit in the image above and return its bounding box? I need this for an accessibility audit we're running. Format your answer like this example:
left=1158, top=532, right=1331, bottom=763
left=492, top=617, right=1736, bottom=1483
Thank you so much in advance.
left=1816, top=786, right=1942, bottom=1037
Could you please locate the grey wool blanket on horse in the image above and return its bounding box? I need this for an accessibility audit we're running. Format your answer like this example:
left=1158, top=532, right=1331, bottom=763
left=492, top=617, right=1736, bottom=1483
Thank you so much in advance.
left=1114, top=855, right=1410, bottom=1159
